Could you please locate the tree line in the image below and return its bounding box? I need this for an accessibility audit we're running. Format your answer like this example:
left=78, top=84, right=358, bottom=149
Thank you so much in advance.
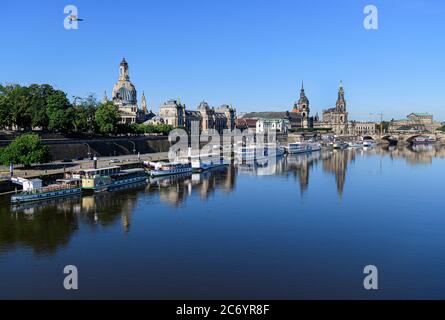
left=0, top=84, right=173, bottom=135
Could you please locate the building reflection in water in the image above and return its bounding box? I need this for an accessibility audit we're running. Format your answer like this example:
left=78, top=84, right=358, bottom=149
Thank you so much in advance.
left=147, top=166, right=236, bottom=206
left=322, top=149, right=355, bottom=197
left=1, top=145, right=444, bottom=255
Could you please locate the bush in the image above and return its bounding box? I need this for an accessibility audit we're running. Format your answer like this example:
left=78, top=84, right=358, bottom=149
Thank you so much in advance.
left=0, top=134, right=51, bottom=168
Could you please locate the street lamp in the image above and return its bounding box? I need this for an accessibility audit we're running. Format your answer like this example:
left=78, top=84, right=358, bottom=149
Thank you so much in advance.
left=129, top=141, right=136, bottom=156
left=83, top=143, right=91, bottom=159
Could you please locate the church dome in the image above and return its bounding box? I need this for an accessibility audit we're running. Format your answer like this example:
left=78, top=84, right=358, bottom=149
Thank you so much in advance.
left=112, top=81, right=137, bottom=105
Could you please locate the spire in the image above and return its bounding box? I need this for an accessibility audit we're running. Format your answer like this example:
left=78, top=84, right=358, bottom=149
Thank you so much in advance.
left=301, top=80, right=304, bottom=91
left=119, top=58, right=130, bottom=81
left=336, top=81, right=346, bottom=111
left=103, top=91, right=108, bottom=103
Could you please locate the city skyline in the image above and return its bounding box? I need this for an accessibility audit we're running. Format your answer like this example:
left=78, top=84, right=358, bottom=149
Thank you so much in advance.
left=2, top=0, right=445, bottom=121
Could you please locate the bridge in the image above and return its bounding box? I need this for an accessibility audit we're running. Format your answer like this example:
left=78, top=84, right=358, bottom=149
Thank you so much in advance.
left=368, top=132, right=445, bottom=145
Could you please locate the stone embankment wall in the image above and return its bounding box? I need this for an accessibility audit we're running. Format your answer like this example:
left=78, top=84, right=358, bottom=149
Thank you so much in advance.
left=46, top=137, right=170, bottom=160
left=0, top=133, right=171, bottom=161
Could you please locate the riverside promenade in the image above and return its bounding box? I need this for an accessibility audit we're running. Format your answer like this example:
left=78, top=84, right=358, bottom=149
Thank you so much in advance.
left=0, top=151, right=169, bottom=182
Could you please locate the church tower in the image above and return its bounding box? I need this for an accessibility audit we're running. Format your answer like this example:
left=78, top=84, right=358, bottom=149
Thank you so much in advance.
left=141, top=91, right=148, bottom=113
left=119, top=58, right=130, bottom=81
left=336, top=81, right=346, bottom=112
left=292, top=81, right=310, bottom=128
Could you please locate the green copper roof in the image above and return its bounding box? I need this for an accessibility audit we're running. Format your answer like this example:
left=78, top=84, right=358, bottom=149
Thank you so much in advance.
left=409, top=113, right=432, bottom=117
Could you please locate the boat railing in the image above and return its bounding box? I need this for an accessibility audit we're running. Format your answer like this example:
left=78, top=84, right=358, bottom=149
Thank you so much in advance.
left=17, top=184, right=80, bottom=195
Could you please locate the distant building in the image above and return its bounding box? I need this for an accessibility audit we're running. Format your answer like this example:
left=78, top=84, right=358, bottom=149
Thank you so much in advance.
left=348, top=121, right=376, bottom=135
left=256, top=118, right=290, bottom=133
left=291, top=82, right=314, bottom=129
left=320, top=81, right=349, bottom=135
left=239, top=83, right=316, bottom=131
left=155, top=99, right=236, bottom=133
left=389, top=113, right=441, bottom=132
left=235, top=118, right=258, bottom=132
left=111, top=58, right=150, bottom=124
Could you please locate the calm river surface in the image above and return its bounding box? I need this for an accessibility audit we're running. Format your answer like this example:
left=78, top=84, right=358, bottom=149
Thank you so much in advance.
left=1, top=146, right=445, bottom=299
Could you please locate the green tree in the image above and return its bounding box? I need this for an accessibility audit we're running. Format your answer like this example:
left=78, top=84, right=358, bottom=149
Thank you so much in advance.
left=6, top=85, right=33, bottom=131
left=0, top=134, right=51, bottom=168
left=95, top=101, right=120, bottom=135
left=46, top=90, right=73, bottom=133
left=73, top=95, right=99, bottom=134
left=28, top=84, right=57, bottom=130
left=0, top=85, right=13, bottom=129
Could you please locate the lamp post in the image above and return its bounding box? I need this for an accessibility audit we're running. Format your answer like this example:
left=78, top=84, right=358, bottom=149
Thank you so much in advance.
left=129, top=141, right=136, bottom=156
left=83, top=143, right=91, bottom=160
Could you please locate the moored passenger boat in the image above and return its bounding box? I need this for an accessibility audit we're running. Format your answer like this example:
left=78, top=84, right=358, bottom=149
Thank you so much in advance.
left=108, top=168, right=148, bottom=190
left=411, top=136, right=436, bottom=145
left=362, top=139, right=376, bottom=147
left=308, top=142, right=322, bottom=152
left=10, top=177, right=82, bottom=204
left=71, top=166, right=119, bottom=192
left=287, top=142, right=312, bottom=154
left=265, top=143, right=286, bottom=157
left=332, top=141, right=348, bottom=149
left=235, top=145, right=267, bottom=162
left=190, top=156, right=228, bottom=172
left=148, top=162, right=192, bottom=177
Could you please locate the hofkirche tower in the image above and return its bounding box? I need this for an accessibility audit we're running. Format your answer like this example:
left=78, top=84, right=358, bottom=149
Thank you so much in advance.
left=321, top=81, right=349, bottom=135
left=292, top=81, right=311, bottom=128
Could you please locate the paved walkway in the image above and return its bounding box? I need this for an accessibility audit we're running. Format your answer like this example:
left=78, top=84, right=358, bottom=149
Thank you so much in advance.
left=0, top=152, right=169, bottom=180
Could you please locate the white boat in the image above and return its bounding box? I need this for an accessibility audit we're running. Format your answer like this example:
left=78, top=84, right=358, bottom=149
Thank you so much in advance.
left=347, top=142, right=362, bottom=148
left=308, top=142, right=321, bottom=152
left=190, top=156, right=228, bottom=172
left=149, top=162, right=192, bottom=177
left=287, top=142, right=312, bottom=154
left=412, top=136, right=436, bottom=145
left=363, top=140, right=376, bottom=147
left=235, top=145, right=267, bottom=162
left=265, top=143, right=286, bottom=157
left=333, top=141, right=348, bottom=149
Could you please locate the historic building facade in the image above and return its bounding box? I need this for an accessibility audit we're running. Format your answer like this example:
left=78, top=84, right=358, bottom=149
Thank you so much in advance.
left=389, top=113, right=441, bottom=133
left=320, top=82, right=349, bottom=135
left=291, top=82, right=312, bottom=129
left=238, top=82, right=317, bottom=132
left=256, top=118, right=290, bottom=134
left=348, top=121, right=376, bottom=135
left=152, top=99, right=236, bottom=133
left=110, top=58, right=151, bottom=124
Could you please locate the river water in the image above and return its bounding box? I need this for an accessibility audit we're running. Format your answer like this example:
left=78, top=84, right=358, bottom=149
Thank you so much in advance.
left=1, top=146, right=444, bottom=299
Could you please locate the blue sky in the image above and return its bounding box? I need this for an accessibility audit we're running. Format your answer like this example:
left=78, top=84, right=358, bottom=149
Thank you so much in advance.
left=2, top=0, right=445, bottom=121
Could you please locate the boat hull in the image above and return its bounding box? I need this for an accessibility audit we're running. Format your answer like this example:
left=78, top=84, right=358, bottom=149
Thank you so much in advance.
left=107, top=175, right=148, bottom=190
left=11, top=187, right=82, bottom=204
left=151, top=167, right=193, bottom=177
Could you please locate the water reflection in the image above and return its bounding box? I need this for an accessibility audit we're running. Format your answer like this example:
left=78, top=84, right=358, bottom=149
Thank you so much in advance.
left=0, top=145, right=444, bottom=257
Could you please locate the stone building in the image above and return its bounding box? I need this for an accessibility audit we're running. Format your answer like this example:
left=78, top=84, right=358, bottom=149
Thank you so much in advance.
left=256, top=118, right=290, bottom=133
left=320, top=81, right=349, bottom=135
left=111, top=58, right=150, bottom=124
left=235, top=118, right=258, bottom=132
left=291, top=82, right=313, bottom=129
left=389, top=113, right=441, bottom=133
left=155, top=99, right=236, bottom=133
left=239, top=83, right=316, bottom=131
left=348, top=121, right=376, bottom=135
